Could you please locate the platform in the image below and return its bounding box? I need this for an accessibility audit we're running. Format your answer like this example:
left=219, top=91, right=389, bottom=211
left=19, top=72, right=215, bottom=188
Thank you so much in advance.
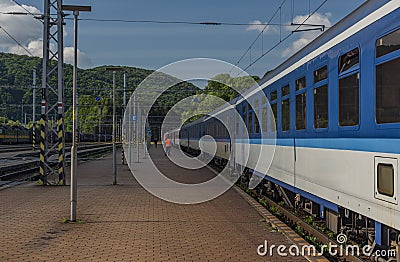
left=0, top=146, right=309, bottom=261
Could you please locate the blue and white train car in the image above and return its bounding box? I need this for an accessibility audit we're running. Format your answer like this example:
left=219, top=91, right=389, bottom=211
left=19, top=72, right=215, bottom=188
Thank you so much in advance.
left=235, top=0, right=400, bottom=247
left=168, top=0, right=400, bottom=249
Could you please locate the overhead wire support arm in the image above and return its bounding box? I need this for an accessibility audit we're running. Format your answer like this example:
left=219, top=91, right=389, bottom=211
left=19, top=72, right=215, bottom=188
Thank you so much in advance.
left=291, top=23, right=325, bottom=32
left=3, top=11, right=28, bottom=15
left=233, top=0, right=328, bottom=74
left=229, top=0, right=288, bottom=73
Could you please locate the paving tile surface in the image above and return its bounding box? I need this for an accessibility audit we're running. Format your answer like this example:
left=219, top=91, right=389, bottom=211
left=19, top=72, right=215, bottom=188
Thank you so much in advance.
left=0, top=146, right=307, bottom=261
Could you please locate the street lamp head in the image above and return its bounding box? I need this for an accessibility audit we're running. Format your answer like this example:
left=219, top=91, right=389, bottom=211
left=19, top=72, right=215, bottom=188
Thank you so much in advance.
left=61, top=5, right=92, bottom=12
left=105, top=67, right=124, bottom=72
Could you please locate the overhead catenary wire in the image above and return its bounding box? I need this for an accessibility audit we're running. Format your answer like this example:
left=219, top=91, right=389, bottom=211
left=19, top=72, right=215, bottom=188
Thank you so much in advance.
left=0, top=0, right=41, bottom=58
left=230, top=0, right=288, bottom=73
left=9, top=0, right=37, bottom=17
left=0, top=11, right=316, bottom=28
left=0, top=25, right=33, bottom=56
left=64, top=17, right=298, bottom=27
left=234, top=0, right=328, bottom=75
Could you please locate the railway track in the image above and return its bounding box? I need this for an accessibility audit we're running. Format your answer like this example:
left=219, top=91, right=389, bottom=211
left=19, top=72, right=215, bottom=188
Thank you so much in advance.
left=244, top=186, right=365, bottom=262
left=0, top=143, right=114, bottom=184
left=0, top=144, right=34, bottom=154
left=200, top=157, right=366, bottom=262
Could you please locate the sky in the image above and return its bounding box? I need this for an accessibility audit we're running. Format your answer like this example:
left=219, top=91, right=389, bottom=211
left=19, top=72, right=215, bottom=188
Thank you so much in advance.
left=0, top=0, right=366, bottom=77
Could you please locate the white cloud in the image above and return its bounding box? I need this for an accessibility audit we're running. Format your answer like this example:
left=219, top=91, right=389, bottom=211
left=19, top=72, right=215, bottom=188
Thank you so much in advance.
left=246, top=20, right=264, bottom=32
left=281, top=12, right=332, bottom=57
left=0, top=0, right=42, bottom=49
left=8, top=39, right=43, bottom=57
left=7, top=39, right=92, bottom=68
left=246, top=20, right=277, bottom=34
left=0, top=0, right=91, bottom=68
left=63, top=47, right=92, bottom=68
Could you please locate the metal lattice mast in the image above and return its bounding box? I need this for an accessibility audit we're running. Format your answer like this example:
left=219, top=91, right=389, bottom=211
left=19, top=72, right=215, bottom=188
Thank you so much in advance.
left=39, top=0, right=65, bottom=185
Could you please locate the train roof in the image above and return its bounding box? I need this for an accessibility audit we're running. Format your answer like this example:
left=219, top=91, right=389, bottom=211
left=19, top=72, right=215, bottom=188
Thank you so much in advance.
left=181, top=116, right=206, bottom=129
left=258, top=0, right=392, bottom=87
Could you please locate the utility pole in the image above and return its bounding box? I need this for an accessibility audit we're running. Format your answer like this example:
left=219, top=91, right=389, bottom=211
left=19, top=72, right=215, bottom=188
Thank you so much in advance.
left=106, top=67, right=123, bottom=185
left=119, top=119, right=122, bottom=143
left=39, top=0, right=65, bottom=185
left=21, top=98, right=24, bottom=124
left=136, top=100, right=140, bottom=163
left=123, top=71, right=126, bottom=115
left=98, top=106, right=101, bottom=142
left=129, top=99, right=132, bottom=166
left=76, top=93, right=79, bottom=144
left=142, top=109, right=150, bottom=159
left=112, top=71, right=117, bottom=184
left=121, top=71, right=126, bottom=164
left=70, top=9, right=79, bottom=222
left=32, top=67, right=36, bottom=151
left=61, top=4, right=91, bottom=222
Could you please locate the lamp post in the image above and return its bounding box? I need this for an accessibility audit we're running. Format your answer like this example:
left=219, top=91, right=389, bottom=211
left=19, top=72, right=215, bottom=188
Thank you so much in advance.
left=106, top=67, right=123, bottom=185
left=123, top=71, right=126, bottom=116
left=121, top=71, right=127, bottom=164
left=62, top=4, right=91, bottom=222
left=32, top=67, right=36, bottom=151
left=98, top=106, right=102, bottom=142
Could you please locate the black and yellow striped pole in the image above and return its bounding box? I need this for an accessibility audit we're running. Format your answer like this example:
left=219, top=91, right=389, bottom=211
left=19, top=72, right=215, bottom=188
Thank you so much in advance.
left=57, top=102, right=65, bottom=185
left=122, top=147, right=126, bottom=164
left=38, top=99, right=47, bottom=185
left=32, top=124, right=36, bottom=151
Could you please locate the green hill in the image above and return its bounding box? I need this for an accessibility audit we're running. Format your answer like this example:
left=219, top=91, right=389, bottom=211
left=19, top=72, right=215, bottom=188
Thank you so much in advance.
left=0, top=52, right=199, bottom=134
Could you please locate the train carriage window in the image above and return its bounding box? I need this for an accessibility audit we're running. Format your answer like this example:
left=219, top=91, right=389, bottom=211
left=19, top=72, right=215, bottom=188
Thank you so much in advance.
left=376, top=28, right=400, bottom=58
left=314, top=66, right=328, bottom=83
left=262, top=107, right=267, bottom=132
left=339, top=73, right=359, bottom=126
left=339, top=48, right=359, bottom=74
left=282, top=85, right=290, bottom=96
left=242, top=103, right=247, bottom=122
left=254, top=110, right=260, bottom=133
left=376, top=57, right=400, bottom=124
left=261, top=95, right=267, bottom=132
left=282, top=99, right=290, bottom=131
left=248, top=110, right=253, bottom=133
left=377, top=163, right=394, bottom=197
left=296, top=92, right=306, bottom=130
left=314, top=85, right=328, bottom=128
left=271, top=103, right=277, bottom=130
left=296, top=77, right=306, bottom=91
left=270, top=90, right=277, bottom=101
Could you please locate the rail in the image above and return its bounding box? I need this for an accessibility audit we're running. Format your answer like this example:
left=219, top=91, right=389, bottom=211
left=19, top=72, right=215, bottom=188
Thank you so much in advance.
left=0, top=144, right=113, bottom=183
